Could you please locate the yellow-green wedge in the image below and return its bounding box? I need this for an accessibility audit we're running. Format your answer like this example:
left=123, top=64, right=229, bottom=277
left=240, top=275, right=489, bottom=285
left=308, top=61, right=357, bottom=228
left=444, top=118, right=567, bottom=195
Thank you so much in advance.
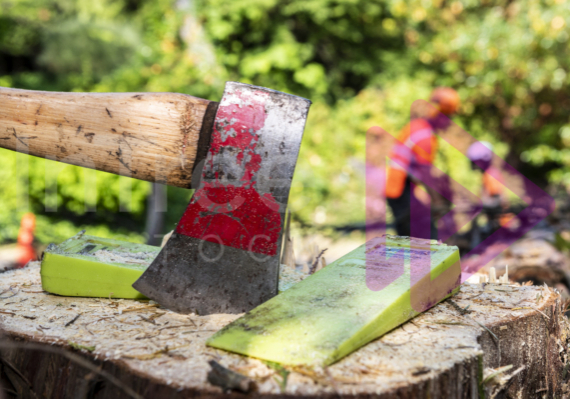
left=41, top=231, right=160, bottom=299
left=207, top=235, right=461, bottom=366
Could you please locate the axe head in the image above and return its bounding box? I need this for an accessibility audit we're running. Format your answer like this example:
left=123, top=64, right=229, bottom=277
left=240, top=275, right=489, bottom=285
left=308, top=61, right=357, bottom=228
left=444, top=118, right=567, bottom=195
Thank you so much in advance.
left=133, top=82, right=311, bottom=315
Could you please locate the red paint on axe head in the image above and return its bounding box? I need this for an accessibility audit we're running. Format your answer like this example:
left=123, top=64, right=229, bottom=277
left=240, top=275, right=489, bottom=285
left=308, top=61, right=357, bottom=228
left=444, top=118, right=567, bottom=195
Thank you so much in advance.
left=207, top=90, right=268, bottom=185
left=176, top=87, right=282, bottom=256
left=177, top=185, right=281, bottom=256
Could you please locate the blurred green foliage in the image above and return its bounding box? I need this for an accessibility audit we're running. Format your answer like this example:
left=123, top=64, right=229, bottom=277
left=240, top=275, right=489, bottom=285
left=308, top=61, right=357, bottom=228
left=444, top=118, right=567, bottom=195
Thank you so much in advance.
left=1, top=0, right=569, bottom=243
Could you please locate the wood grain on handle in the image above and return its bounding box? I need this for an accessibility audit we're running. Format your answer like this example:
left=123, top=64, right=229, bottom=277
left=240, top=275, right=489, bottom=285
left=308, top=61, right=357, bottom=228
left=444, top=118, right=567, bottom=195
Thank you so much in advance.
left=0, top=87, right=218, bottom=188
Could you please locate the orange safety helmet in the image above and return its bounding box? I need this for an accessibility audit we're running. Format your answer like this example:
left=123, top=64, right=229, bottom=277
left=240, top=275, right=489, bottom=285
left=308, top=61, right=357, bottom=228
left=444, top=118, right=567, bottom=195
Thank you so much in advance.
left=430, top=87, right=460, bottom=116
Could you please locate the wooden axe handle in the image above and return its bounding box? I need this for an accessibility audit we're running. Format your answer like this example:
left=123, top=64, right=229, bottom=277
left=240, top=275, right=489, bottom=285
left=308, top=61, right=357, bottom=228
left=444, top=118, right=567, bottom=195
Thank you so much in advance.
left=0, top=87, right=218, bottom=188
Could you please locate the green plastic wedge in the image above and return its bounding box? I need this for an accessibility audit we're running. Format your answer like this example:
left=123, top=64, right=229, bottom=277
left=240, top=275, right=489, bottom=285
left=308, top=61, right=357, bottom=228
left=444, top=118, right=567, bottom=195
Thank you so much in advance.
left=207, top=235, right=461, bottom=367
left=40, top=232, right=303, bottom=300
left=41, top=232, right=161, bottom=299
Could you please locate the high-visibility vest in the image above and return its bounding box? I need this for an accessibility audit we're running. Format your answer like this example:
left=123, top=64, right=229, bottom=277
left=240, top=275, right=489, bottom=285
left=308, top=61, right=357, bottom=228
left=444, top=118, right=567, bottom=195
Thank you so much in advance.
left=386, top=119, right=437, bottom=199
left=482, top=166, right=504, bottom=197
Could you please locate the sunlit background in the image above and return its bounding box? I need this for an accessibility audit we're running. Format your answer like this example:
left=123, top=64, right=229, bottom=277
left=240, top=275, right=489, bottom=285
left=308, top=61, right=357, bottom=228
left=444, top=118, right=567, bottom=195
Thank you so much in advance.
left=1, top=0, right=569, bottom=261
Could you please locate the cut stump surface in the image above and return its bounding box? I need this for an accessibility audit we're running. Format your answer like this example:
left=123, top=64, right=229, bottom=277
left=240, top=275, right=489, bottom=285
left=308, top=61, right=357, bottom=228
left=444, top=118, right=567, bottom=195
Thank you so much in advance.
left=0, top=263, right=568, bottom=398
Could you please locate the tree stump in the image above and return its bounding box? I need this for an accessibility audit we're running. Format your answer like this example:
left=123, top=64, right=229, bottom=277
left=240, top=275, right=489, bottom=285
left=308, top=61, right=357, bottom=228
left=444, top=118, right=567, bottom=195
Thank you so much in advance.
left=1, top=262, right=568, bottom=398
left=486, top=234, right=570, bottom=299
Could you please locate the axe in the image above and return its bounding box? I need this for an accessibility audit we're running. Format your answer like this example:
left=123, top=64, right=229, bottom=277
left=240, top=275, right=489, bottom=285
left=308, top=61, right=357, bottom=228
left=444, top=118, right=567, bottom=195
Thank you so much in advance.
left=0, top=82, right=311, bottom=314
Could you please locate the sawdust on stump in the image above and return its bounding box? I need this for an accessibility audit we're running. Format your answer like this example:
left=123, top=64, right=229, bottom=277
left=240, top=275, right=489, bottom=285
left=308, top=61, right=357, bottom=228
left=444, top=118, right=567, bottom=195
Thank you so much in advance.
left=0, top=262, right=568, bottom=398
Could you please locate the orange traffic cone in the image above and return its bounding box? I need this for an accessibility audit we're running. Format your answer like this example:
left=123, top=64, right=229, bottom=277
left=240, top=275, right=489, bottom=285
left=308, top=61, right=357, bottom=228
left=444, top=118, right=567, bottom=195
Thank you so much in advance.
left=16, top=213, right=36, bottom=268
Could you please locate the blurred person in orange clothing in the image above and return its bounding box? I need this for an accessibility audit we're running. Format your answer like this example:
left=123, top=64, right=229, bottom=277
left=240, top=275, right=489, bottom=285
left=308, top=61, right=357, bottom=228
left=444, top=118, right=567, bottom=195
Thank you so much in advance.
left=386, top=87, right=460, bottom=239
left=467, top=141, right=512, bottom=231
left=467, top=141, right=505, bottom=206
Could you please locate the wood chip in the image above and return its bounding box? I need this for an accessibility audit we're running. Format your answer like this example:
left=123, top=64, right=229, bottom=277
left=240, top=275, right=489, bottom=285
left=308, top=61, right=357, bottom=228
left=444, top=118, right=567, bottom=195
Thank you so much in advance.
left=120, top=304, right=160, bottom=313
left=65, top=314, right=81, bottom=327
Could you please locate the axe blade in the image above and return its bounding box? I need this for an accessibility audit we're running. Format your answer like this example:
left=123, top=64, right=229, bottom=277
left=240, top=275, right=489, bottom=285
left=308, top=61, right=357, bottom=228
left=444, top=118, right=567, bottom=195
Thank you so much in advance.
left=133, top=82, right=311, bottom=314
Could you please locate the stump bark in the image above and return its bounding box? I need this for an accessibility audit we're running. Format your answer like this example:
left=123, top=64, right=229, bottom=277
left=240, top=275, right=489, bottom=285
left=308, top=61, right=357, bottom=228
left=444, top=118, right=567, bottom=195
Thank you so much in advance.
left=1, top=263, right=568, bottom=398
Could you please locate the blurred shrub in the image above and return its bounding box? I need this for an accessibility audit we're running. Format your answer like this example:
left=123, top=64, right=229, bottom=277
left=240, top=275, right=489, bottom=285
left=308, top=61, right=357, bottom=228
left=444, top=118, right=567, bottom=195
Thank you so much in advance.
left=2, top=0, right=570, bottom=243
